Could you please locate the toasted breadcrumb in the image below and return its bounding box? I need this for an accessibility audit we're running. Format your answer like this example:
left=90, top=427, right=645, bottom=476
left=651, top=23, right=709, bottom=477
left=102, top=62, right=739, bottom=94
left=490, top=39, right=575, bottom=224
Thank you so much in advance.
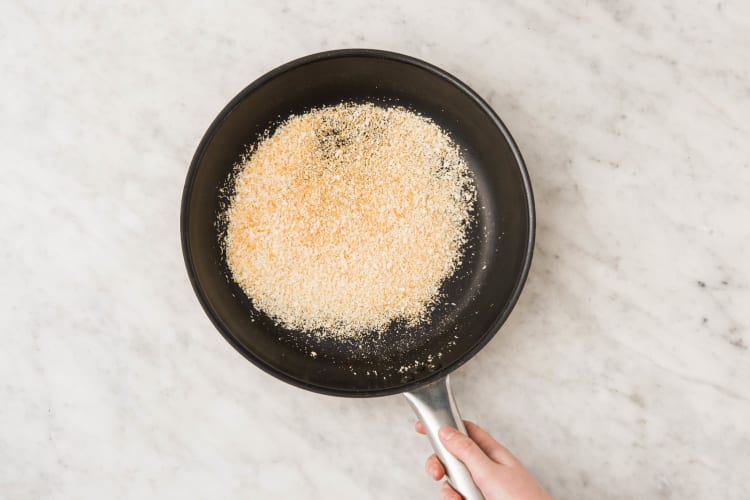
left=224, top=103, right=476, bottom=338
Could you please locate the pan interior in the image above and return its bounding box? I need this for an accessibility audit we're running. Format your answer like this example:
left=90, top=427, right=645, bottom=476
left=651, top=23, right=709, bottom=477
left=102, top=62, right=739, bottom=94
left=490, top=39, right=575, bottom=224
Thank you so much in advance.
left=182, top=52, right=533, bottom=396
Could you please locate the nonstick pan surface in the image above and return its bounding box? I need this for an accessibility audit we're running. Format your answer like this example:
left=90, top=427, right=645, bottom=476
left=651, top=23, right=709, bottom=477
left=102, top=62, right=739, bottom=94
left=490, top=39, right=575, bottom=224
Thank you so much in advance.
left=181, top=49, right=534, bottom=397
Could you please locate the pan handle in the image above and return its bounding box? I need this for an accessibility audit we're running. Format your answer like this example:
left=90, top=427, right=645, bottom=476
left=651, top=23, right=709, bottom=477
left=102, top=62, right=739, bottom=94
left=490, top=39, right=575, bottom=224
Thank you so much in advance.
left=404, top=376, right=484, bottom=500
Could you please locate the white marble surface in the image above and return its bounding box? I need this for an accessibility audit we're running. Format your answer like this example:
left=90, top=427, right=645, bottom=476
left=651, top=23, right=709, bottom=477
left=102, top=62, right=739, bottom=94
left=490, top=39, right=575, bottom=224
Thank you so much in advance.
left=2, top=1, right=749, bottom=499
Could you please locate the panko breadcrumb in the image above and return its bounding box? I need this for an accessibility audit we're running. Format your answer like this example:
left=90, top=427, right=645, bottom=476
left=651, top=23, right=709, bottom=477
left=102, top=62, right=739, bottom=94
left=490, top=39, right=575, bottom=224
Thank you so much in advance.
left=224, top=103, right=475, bottom=338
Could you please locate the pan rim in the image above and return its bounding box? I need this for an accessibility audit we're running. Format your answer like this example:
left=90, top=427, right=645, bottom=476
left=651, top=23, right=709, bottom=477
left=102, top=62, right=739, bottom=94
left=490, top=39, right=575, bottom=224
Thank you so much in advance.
left=180, top=48, right=536, bottom=398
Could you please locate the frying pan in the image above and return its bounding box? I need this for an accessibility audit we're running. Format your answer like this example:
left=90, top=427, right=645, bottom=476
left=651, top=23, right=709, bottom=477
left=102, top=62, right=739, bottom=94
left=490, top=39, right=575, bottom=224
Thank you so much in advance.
left=181, top=49, right=534, bottom=499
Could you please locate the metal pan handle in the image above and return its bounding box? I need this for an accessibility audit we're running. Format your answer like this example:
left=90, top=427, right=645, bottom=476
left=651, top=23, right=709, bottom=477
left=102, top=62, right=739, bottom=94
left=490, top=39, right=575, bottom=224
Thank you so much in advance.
left=404, top=376, right=484, bottom=500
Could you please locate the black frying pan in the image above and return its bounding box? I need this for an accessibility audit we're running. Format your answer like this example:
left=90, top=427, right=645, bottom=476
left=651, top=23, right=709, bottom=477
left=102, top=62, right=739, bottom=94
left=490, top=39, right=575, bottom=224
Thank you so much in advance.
left=181, top=49, right=534, bottom=499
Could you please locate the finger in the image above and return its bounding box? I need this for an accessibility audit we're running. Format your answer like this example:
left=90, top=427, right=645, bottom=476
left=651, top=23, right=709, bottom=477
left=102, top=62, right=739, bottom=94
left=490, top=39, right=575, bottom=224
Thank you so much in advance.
left=438, top=426, right=495, bottom=475
left=464, top=420, right=519, bottom=466
left=415, top=420, right=426, bottom=435
left=425, top=454, right=446, bottom=481
left=439, top=481, right=462, bottom=500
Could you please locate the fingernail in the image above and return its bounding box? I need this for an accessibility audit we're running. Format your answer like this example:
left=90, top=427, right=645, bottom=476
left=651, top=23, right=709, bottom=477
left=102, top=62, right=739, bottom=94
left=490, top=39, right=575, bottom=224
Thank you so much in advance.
left=439, top=426, right=456, bottom=441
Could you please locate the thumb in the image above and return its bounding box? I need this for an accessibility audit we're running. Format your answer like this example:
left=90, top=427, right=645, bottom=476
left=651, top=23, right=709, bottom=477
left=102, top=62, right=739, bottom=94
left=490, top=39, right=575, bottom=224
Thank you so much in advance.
left=439, top=426, right=495, bottom=476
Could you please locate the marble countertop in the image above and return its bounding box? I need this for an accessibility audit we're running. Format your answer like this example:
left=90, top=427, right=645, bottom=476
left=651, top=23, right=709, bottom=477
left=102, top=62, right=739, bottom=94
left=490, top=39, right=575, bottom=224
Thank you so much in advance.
left=3, top=1, right=749, bottom=499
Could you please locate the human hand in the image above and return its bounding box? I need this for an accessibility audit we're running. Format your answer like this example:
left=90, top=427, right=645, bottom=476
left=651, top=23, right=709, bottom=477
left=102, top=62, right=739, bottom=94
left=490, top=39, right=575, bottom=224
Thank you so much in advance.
left=415, top=420, right=551, bottom=500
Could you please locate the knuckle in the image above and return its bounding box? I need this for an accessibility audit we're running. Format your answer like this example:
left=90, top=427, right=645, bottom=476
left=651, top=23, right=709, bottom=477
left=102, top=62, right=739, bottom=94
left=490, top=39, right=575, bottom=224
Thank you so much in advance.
left=454, top=436, right=476, bottom=454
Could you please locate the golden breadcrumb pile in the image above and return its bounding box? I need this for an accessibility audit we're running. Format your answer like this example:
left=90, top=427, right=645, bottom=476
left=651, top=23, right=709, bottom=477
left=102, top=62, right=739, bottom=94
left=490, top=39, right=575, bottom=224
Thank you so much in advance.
left=225, top=103, right=475, bottom=337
